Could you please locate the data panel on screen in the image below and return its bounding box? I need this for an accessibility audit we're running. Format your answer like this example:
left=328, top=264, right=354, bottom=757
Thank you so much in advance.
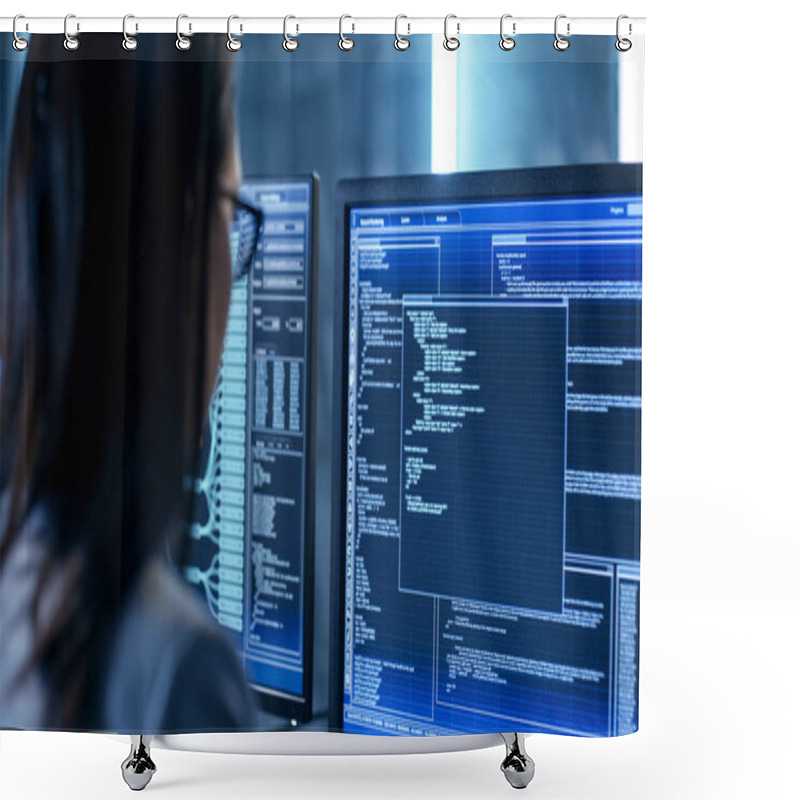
left=338, top=166, right=641, bottom=737
left=185, top=176, right=316, bottom=720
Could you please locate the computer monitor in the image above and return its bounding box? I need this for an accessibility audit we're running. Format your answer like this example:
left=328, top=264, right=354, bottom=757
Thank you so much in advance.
left=331, top=164, right=641, bottom=737
left=185, top=175, right=318, bottom=721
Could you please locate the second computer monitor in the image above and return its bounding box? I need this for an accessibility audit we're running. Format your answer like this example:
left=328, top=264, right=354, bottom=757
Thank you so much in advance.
left=186, top=175, right=317, bottom=721
left=333, top=164, right=642, bottom=737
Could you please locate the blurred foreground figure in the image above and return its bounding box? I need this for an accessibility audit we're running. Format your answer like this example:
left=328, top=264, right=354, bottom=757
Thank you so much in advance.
left=0, top=33, right=254, bottom=734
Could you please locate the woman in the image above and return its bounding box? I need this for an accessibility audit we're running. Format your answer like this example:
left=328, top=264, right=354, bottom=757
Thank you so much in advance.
left=0, top=33, right=254, bottom=734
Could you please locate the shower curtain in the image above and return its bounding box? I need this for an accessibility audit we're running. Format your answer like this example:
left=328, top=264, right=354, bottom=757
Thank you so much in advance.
left=0, top=22, right=644, bottom=740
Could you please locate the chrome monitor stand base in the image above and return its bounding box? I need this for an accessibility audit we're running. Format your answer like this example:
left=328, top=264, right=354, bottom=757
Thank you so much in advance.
left=500, top=733, right=536, bottom=789
left=121, top=735, right=156, bottom=791
left=119, top=732, right=534, bottom=790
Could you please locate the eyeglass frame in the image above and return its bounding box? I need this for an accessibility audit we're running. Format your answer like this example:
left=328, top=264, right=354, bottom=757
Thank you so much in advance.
left=220, top=190, right=264, bottom=282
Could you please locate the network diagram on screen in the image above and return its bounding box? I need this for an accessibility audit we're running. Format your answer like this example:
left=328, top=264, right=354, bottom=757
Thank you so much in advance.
left=341, top=177, right=642, bottom=737
left=185, top=177, right=315, bottom=720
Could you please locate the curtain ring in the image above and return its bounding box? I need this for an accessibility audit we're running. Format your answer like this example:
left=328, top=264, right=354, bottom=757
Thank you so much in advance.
left=227, top=15, right=243, bottom=51
left=64, top=13, right=80, bottom=51
left=176, top=13, right=192, bottom=51
left=283, top=15, right=299, bottom=51
left=616, top=15, right=632, bottom=52
left=554, top=14, right=570, bottom=51
left=394, top=15, right=410, bottom=51
left=499, top=14, right=516, bottom=51
left=339, top=14, right=355, bottom=51
left=12, top=15, right=28, bottom=51
left=122, top=14, right=138, bottom=51
left=443, top=14, right=460, bottom=51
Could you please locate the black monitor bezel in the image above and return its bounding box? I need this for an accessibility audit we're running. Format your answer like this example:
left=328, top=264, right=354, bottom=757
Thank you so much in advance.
left=329, top=163, right=643, bottom=732
left=239, top=173, right=319, bottom=724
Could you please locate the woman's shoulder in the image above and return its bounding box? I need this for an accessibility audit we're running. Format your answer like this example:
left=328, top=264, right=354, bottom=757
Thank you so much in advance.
left=0, top=499, right=53, bottom=729
left=134, top=556, right=223, bottom=639
left=1, top=496, right=254, bottom=733
left=102, top=556, right=255, bottom=734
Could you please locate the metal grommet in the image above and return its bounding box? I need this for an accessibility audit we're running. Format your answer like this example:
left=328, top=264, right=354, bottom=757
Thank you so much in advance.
left=63, top=13, right=80, bottom=51
left=499, top=13, right=516, bottom=51
left=176, top=13, right=192, bottom=51
left=443, top=14, right=460, bottom=51
left=12, top=15, right=28, bottom=51
left=554, top=14, right=570, bottom=51
left=283, top=15, right=299, bottom=51
left=616, top=14, right=632, bottom=52
left=339, top=14, right=354, bottom=51
left=122, top=14, right=138, bottom=51
left=227, top=15, right=243, bottom=51
left=394, top=14, right=410, bottom=51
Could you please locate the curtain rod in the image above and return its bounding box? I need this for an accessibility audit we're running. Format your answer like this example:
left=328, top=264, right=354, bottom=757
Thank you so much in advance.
left=0, top=16, right=645, bottom=37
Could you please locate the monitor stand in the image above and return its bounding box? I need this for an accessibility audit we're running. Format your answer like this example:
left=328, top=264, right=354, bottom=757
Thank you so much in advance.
left=500, top=732, right=536, bottom=789
left=121, top=735, right=156, bottom=791
left=119, top=732, right=535, bottom=790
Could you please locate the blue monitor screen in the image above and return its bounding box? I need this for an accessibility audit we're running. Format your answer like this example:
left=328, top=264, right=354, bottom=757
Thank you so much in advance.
left=185, top=176, right=315, bottom=717
left=341, top=170, right=641, bottom=737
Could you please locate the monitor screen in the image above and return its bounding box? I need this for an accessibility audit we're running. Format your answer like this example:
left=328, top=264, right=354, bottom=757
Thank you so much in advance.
left=185, top=175, right=317, bottom=720
left=333, top=165, right=641, bottom=737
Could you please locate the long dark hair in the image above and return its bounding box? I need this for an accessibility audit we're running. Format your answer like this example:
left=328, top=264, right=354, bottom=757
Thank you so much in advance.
left=0, top=34, right=233, bottom=728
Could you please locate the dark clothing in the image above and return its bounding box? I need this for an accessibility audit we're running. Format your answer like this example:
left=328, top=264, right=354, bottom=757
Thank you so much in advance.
left=0, top=499, right=255, bottom=733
